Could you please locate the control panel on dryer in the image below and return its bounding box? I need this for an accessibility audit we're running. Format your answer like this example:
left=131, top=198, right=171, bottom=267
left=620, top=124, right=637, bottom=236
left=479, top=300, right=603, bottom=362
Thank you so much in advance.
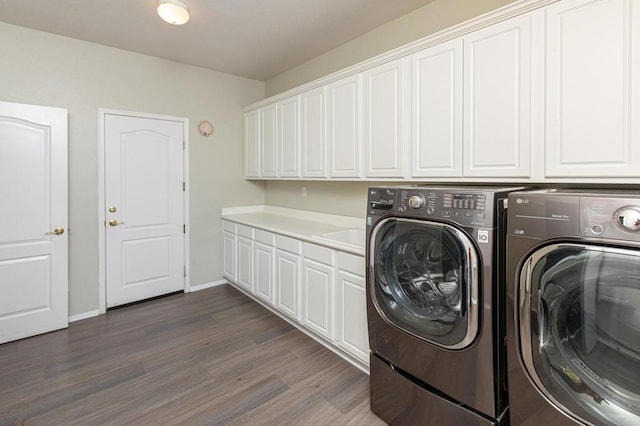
left=581, top=196, right=640, bottom=241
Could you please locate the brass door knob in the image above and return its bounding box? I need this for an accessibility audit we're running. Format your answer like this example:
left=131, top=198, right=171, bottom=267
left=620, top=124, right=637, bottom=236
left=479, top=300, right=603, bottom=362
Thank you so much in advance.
left=109, top=206, right=117, bottom=213
left=46, top=227, right=65, bottom=236
left=108, top=219, right=122, bottom=227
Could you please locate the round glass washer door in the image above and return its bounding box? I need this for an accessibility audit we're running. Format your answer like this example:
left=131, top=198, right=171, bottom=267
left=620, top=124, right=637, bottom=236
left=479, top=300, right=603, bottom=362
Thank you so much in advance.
left=519, top=243, right=640, bottom=426
left=370, top=218, right=479, bottom=349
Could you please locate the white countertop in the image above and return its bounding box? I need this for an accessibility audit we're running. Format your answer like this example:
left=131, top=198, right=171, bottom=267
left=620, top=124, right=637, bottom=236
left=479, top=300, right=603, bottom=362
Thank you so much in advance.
left=221, top=206, right=366, bottom=256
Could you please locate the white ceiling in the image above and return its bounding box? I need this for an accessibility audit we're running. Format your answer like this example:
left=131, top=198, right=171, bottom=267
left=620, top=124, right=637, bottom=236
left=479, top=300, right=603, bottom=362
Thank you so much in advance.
left=0, top=0, right=436, bottom=81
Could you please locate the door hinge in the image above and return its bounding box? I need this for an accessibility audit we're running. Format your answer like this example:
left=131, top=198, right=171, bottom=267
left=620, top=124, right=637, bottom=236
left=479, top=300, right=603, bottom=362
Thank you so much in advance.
left=183, top=181, right=186, bottom=191
left=183, top=224, right=186, bottom=234
left=183, top=140, right=186, bottom=150
left=184, top=266, right=186, bottom=277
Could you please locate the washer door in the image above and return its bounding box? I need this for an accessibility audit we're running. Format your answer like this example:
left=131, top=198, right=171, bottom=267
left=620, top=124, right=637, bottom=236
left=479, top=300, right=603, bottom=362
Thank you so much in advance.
left=519, top=243, right=640, bottom=425
left=370, top=218, right=479, bottom=349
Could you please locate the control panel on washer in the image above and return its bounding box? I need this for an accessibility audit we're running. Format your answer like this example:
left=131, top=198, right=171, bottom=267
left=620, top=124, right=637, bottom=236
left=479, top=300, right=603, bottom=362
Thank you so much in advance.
left=368, top=187, right=493, bottom=227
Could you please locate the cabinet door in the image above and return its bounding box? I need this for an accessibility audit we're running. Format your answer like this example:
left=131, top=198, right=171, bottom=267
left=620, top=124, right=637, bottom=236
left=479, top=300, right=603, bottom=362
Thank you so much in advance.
left=276, top=249, right=301, bottom=320
left=300, top=88, right=327, bottom=178
left=278, top=96, right=300, bottom=178
left=364, top=58, right=408, bottom=178
left=327, top=75, right=363, bottom=178
left=260, top=104, right=278, bottom=178
left=254, top=241, right=275, bottom=305
left=222, top=230, right=236, bottom=282
left=545, top=0, right=640, bottom=177
left=412, top=39, right=463, bottom=177
left=463, top=14, right=534, bottom=177
left=244, top=110, right=260, bottom=178
left=337, top=270, right=369, bottom=363
left=302, top=258, right=334, bottom=340
left=236, top=235, right=253, bottom=292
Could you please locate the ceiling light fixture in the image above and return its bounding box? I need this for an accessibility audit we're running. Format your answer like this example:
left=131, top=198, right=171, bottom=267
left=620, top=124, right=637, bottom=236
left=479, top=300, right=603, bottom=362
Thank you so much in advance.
left=157, top=0, right=190, bottom=25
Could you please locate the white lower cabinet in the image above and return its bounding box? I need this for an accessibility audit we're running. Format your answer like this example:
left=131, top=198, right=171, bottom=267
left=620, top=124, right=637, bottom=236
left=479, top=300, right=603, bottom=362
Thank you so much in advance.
left=336, top=252, right=369, bottom=363
left=253, top=229, right=275, bottom=305
left=236, top=225, right=254, bottom=293
left=222, top=221, right=368, bottom=368
left=222, top=221, right=237, bottom=282
left=275, top=235, right=302, bottom=320
left=302, top=243, right=335, bottom=340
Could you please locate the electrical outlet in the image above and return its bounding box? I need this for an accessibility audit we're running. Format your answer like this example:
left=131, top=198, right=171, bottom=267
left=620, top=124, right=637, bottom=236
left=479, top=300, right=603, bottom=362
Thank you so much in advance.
left=301, top=186, right=307, bottom=197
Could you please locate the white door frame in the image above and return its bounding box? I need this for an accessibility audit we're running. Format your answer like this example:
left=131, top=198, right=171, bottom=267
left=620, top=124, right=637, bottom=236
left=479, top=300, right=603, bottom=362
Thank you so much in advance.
left=98, top=108, right=190, bottom=314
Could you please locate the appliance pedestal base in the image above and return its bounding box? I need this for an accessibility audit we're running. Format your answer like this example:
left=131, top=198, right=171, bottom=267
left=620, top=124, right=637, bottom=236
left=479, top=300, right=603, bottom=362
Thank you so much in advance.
left=370, top=354, right=503, bottom=425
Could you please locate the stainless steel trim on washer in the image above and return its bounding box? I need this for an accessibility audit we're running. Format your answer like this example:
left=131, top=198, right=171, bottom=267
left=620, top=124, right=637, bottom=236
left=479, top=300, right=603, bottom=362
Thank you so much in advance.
left=369, top=217, right=480, bottom=350
left=517, top=242, right=640, bottom=426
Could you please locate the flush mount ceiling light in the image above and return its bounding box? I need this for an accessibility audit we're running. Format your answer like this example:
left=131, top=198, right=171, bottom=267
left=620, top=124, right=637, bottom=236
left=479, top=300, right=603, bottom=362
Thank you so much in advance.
left=157, top=0, right=190, bottom=25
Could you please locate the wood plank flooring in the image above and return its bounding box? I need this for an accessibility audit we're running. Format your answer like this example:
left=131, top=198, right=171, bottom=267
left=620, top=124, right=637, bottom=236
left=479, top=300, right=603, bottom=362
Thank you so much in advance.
left=0, top=285, right=385, bottom=425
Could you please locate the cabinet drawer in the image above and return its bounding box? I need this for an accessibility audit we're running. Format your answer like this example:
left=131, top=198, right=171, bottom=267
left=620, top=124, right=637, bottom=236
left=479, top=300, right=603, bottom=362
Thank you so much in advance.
left=223, top=220, right=236, bottom=233
left=276, top=234, right=301, bottom=254
left=237, top=224, right=254, bottom=239
left=303, top=242, right=334, bottom=265
left=337, top=252, right=365, bottom=277
left=254, top=229, right=275, bottom=245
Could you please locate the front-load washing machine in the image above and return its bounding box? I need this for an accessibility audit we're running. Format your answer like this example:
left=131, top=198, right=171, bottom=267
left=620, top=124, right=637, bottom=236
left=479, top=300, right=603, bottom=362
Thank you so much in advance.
left=367, top=185, right=524, bottom=425
left=506, top=189, right=640, bottom=425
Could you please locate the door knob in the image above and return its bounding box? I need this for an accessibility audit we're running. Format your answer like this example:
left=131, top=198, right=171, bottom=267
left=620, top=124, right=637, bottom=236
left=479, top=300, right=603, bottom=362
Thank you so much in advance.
left=46, top=227, right=65, bottom=235
left=108, top=219, right=124, bottom=227
left=109, top=206, right=117, bottom=213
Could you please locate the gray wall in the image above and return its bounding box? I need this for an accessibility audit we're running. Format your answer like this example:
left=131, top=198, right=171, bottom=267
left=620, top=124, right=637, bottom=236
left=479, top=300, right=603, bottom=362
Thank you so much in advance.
left=265, top=0, right=518, bottom=96
left=0, top=22, right=265, bottom=316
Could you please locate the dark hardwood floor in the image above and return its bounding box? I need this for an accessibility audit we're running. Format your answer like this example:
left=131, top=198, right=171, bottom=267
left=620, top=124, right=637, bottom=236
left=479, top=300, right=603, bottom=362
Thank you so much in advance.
left=0, top=285, right=385, bottom=425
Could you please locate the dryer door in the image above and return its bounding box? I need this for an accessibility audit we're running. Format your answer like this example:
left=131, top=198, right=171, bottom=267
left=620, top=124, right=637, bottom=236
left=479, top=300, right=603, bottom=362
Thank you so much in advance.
left=370, top=218, right=479, bottom=349
left=519, top=243, right=640, bottom=425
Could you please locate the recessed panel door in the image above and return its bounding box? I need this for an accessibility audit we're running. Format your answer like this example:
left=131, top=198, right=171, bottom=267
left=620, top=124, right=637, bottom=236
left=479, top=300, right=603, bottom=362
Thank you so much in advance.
left=105, top=114, right=184, bottom=308
left=0, top=101, right=68, bottom=343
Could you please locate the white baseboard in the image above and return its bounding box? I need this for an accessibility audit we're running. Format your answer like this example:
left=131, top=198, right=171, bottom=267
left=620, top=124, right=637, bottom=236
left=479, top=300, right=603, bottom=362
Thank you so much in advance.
left=189, top=279, right=228, bottom=292
left=69, top=309, right=100, bottom=323
left=69, top=281, right=228, bottom=321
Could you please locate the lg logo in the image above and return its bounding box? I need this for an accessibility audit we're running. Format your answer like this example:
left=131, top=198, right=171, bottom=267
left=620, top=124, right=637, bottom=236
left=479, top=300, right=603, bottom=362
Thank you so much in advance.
left=516, top=198, right=529, bottom=204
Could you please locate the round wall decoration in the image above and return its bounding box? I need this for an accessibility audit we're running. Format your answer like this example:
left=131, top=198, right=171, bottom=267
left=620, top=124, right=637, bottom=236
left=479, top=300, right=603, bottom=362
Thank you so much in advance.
left=198, top=120, right=214, bottom=136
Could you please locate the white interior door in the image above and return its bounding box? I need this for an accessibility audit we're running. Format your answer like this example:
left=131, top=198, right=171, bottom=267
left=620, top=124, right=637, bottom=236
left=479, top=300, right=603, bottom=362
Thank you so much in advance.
left=104, top=113, right=185, bottom=308
left=0, top=101, right=68, bottom=344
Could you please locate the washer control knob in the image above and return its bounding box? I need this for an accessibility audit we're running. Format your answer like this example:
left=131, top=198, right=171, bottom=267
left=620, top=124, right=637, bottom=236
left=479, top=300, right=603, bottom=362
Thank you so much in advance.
left=408, top=195, right=425, bottom=209
left=615, top=207, right=640, bottom=231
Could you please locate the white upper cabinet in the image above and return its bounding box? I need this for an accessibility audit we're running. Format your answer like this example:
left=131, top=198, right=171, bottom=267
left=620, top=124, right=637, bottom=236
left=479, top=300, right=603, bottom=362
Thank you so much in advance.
left=327, top=74, right=363, bottom=178
left=244, top=0, right=640, bottom=182
left=412, top=39, right=463, bottom=177
left=545, top=0, right=640, bottom=177
left=300, top=87, right=327, bottom=178
left=364, top=58, right=409, bottom=178
left=278, top=96, right=300, bottom=178
left=244, top=109, right=260, bottom=178
left=260, top=103, right=278, bottom=178
left=463, top=13, right=535, bottom=177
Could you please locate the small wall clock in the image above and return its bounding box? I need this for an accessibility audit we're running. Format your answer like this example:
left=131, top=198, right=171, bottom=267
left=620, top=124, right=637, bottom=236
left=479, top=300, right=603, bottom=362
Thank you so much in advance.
left=198, top=120, right=214, bottom=137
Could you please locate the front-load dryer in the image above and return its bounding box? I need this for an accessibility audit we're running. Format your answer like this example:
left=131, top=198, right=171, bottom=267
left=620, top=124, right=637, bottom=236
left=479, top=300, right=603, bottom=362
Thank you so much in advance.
left=367, top=185, right=524, bottom=425
left=506, top=189, right=640, bottom=425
